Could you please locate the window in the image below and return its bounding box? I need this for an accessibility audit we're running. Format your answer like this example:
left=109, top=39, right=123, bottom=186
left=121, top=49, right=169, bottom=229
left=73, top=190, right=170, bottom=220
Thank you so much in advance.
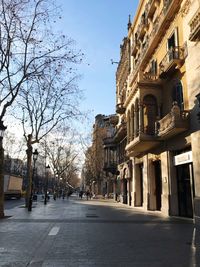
left=167, top=28, right=179, bottom=61
left=173, top=80, right=184, bottom=110
left=150, top=60, right=157, bottom=76
left=143, top=95, right=158, bottom=135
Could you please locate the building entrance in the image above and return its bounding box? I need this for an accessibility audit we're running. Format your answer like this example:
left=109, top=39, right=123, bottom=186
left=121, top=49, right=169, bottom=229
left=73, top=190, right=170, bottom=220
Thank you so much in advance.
left=153, top=160, right=162, bottom=211
left=122, top=178, right=128, bottom=204
left=135, top=163, right=143, bottom=207
left=176, top=163, right=194, bottom=218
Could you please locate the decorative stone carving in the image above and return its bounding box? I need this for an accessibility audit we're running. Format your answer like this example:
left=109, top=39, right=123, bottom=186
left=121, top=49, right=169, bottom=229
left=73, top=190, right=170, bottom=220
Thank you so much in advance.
left=181, top=0, right=191, bottom=17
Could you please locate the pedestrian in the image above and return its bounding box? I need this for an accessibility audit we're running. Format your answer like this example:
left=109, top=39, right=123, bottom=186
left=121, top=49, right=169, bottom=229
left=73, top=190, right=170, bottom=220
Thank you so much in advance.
left=79, top=190, right=83, bottom=199
left=86, top=190, right=90, bottom=200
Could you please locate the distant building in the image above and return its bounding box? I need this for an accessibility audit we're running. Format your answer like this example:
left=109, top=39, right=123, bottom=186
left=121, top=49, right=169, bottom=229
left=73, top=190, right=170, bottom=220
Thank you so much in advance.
left=4, top=156, right=24, bottom=176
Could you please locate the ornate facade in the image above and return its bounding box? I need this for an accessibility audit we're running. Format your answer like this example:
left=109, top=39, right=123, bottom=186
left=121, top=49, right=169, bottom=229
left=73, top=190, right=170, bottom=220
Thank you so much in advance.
left=114, top=0, right=200, bottom=222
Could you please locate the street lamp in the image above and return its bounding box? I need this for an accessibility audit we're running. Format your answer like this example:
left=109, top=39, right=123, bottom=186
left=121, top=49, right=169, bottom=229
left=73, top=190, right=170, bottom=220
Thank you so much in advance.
left=44, top=164, right=50, bottom=205
left=0, top=121, right=7, bottom=218
left=28, top=149, right=39, bottom=211
left=32, top=149, right=39, bottom=195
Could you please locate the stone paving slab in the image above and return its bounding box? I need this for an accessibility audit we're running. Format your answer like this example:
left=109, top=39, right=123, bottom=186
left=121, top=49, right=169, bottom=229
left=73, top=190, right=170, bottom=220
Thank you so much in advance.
left=0, top=196, right=199, bottom=267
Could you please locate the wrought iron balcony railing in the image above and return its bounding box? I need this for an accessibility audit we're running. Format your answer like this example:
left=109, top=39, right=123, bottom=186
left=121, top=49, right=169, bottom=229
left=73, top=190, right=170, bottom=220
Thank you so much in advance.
left=128, top=0, right=181, bottom=87
left=159, top=45, right=187, bottom=78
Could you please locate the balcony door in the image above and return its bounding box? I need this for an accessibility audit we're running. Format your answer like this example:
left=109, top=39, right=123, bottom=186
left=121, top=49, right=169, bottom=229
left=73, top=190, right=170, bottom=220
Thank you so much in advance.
left=173, top=80, right=184, bottom=110
left=143, top=95, right=158, bottom=135
left=167, top=28, right=178, bottom=61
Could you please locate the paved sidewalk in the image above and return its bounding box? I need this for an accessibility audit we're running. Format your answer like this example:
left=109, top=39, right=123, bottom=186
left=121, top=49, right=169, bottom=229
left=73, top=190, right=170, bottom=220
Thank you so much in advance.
left=0, top=196, right=199, bottom=267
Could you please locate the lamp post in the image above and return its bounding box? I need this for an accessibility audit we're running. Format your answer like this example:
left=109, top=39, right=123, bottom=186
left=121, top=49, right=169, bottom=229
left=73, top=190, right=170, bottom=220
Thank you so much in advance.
left=28, top=149, right=39, bottom=211
left=0, top=121, right=7, bottom=218
left=55, top=173, right=58, bottom=195
left=44, top=164, right=50, bottom=205
left=32, top=149, right=39, bottom=199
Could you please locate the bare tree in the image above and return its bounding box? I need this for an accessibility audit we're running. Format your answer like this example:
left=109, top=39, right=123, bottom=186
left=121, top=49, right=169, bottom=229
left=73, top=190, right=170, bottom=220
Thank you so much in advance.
left=44, top=132, right=80, bottom=186
left=0, top=0, right=84, bottom=215
left=17, top=66, right=82, bottom=209
left=4, top=131, right=26, bottom=160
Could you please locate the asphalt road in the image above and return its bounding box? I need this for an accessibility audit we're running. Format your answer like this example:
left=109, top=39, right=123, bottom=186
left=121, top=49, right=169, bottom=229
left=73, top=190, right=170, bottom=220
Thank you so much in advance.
left=0, top=195, right=199, bottom=267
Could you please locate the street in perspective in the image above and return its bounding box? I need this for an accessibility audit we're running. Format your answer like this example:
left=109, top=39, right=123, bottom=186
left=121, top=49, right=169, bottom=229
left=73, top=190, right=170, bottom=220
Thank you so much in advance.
left=0, top=0, right=200, bottom=267
left=0, top=195, right=199, bottom=267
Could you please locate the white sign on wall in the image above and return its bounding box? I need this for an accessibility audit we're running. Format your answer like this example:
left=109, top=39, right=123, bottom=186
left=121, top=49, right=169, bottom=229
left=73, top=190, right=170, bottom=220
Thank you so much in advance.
left=174, top=151, right=193, bottom=166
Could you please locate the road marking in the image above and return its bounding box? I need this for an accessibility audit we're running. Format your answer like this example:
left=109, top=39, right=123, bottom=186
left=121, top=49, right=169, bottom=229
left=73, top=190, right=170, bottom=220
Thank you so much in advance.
left=48, top=226, right=60, bottom=236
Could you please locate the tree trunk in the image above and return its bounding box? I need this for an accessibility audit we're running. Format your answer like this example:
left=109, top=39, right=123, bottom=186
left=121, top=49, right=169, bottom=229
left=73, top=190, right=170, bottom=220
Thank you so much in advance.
left=0, top=137, right=4, bottom=218
left=26, top=134, right=33, bottom=210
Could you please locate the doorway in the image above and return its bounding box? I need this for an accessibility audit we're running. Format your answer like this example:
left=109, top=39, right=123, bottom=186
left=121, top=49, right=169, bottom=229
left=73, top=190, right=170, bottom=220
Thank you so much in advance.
left=122, top=179, right=128, bottom=204
left=176, top=163, right=194, bottom=218
left=153, top=160, right=162, bottom=211
left=135, top=163, right=143, bottom=206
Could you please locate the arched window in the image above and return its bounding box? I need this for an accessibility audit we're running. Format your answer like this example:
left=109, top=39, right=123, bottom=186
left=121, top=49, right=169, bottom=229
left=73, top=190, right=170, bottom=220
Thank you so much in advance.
left=173, top=80, right=184, bottom=110
left=143, top=95, right=158, bottom=135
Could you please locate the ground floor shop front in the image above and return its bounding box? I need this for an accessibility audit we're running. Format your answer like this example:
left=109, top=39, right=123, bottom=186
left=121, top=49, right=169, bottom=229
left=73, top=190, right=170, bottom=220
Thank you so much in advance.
left=114, top=149, right=195, bottom=219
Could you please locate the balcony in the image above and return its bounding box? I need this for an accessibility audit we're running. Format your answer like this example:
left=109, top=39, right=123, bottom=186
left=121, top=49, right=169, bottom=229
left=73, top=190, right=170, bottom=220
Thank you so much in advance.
left=126, top=70, right=161, bottom=107
left=126, top=133, right=160, bottom=157
left=189, top=8, right=200, bottom=41
left=103, top=137, right=116, bottom=148
left=116, top=103, right=126, bottom=114
left=159, top=45, right=187, bottom=78
left=157, top=104, right=189, bottom=140
left=138, top=16, right=148, bottom=39
left=146, top=0, right=159, bottom=18
left=109, top=115, right=119, bottom=126
left=131, top=38, right=140, bottom=56
left=129, top=0, right=181, bottom=81
left=127, top=70, right=160, bottom=103
left=114, top=122, right=126, bottom=142
left=103, top=162, right=118, bottom=175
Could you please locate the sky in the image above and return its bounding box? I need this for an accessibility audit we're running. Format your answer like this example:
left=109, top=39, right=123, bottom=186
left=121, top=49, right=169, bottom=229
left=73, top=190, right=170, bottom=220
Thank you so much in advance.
left=6, top=0, right=140, bottom=156
left=56, top=0, right=139, bottom=123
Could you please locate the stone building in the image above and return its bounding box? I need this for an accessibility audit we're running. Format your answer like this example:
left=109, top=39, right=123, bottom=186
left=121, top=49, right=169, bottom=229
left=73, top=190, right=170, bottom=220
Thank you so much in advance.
left=113, top=0, right=200, bottom=222
left=83, top=114, right=117, bottom=196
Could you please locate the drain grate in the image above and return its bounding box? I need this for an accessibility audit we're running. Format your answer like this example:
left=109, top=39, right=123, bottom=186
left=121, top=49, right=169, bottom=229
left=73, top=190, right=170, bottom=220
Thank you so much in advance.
left=86, top=214, right=99, bottom=218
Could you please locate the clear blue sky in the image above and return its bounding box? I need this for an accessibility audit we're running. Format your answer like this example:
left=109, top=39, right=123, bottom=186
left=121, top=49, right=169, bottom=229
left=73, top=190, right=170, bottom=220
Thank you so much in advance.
left=57, top=0, right=139, bottom=120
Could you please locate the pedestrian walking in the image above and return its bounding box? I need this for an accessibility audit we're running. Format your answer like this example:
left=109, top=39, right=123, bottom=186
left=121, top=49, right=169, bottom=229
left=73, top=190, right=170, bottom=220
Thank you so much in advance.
left=79, top=190, right=83, bottom=199
left=86, top=190, right=90, bottom=200
left=53, top=191, right=57, bottom=201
